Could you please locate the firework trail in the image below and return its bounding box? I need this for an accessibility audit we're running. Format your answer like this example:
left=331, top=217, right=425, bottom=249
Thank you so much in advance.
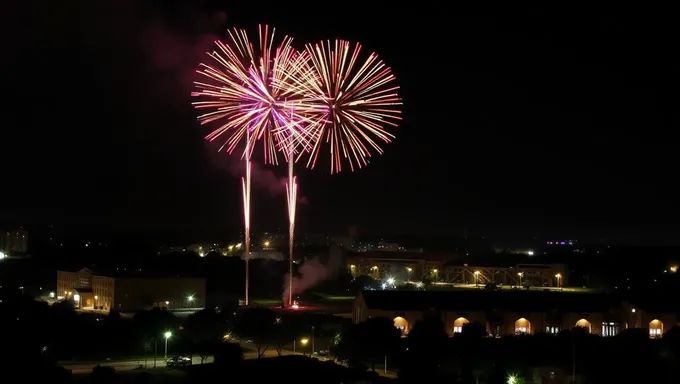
left=192, top=25, right=309, bottom=306
left=281, top=39, right=403, bottom=174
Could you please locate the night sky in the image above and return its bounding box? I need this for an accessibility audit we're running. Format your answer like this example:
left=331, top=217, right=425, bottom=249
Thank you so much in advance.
left=2, top=2, right=678, bottom=245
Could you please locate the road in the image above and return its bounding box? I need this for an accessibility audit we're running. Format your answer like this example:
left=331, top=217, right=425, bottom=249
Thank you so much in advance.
left=60, top=344, right=397, bottom=378
left=60, top=345, right=292, bottom=375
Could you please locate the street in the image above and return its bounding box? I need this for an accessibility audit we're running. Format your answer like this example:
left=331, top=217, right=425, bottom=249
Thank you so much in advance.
left=60, top=344, right=397, bottom=378
left=60, top=345, right=292, bottom=375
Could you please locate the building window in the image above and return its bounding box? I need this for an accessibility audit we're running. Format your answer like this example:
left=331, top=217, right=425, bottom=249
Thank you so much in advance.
left=546, top=326, right=560, bottom=335
left=650, top=328, right=662, bottom=338
left=516, top=326, right=527, bottom=334
left=602, top=322, right=620, bottom=337
left=453, top=326, right=463, bottom=333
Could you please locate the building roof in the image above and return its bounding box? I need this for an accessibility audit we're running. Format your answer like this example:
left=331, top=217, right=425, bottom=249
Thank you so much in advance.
left=348, top=251, right=454, bottom=263
left=359, top=289, right=621, bottom=313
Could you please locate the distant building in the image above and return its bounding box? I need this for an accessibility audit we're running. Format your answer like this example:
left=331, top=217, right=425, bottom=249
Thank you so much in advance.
left=347, top=251, right=454, bottom=281
left=56, top=267, right=206, bottom=312
left=0, top=229, right=28, bottom=254
left=444, top=263, right=568, bottom=287
left=354, top=290, right=678, bottom=338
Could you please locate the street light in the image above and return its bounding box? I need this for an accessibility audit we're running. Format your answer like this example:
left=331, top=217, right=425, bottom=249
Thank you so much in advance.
left=474, top=270, right=480, bottom=285
left=0, top=251, right=5, bottom=260
left=300, top=337, right=309, bottom=356
left=406, top=267, right=412, bottom=281
left=517, top=272, right=524, bottom=287
left=555, top=273, right=562, bottom=288
left=164, top=331, right=172, bottom=358
left=187, top=295, right=194, bottom=308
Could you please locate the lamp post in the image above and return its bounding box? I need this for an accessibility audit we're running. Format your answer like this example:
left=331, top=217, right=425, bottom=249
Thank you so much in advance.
left=187, top=295, right=194, bottom=308
left=555, top=273, right=562, bottom=289
left=474, top=271, right=480, bottom=286
left=517, top=272, right=523, bottom=287
left=300, top=338, right=309, bottom=356
left=164, top=331, right=172, bottom=358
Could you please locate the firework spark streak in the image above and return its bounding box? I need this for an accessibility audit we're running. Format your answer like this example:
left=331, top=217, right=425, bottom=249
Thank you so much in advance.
left=192, top=25, right=311, bottom=306
left=281, top=39, right=403, bottom=173
left=286, top=153, right=297, bottom=307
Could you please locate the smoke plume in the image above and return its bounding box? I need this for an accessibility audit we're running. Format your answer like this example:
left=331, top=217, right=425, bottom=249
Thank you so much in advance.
left=283, top=247, right=344, bottom=301
left=207, top=143, right=309, bottom=203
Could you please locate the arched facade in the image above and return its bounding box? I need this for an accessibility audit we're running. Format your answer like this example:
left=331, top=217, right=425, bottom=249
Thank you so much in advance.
left=515, top=318, right=531, bottom=334
left=394, top=316, right=409, bottom=335
left=649, top=319, right=663, bottom=338
left=452, top=317, right=469, bottom=334
left=575, top=318, right=592, bottom=333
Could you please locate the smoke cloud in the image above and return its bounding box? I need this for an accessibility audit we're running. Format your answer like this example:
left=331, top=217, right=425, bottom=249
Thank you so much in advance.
left=207, top=143, right=309, bottom=203
left=283, top=247, right=344, bottom=301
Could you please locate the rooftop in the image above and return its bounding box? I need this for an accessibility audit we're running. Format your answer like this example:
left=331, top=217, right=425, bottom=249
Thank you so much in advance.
left=360, top=289, right=621, bottom=313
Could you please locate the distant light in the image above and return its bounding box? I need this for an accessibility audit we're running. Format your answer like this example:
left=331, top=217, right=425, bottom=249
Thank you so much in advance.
left=187, top=295, right=194, bottom=302
left=386, top=277, right=395, bottom=286
left=164, top=331, right=172, bottom=339
left=49, top=292, right=55, bottom=298
left=0, top=251, right=5, bottom=260
left=73, top=294, right=80, bottom=302
left=199, top=252, right=205, bottom=257
left=527, top=250, right=534, bottom=256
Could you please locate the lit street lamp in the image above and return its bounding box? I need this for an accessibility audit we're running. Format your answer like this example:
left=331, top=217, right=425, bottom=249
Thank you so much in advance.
left=164, top=331, right=172, bottom=358
left=517, top=272, right=524, bottom=287
left=300, top=337, right=309, bottom=355
left=0, top=251, right=5, bottom=260
left=555, top=273, right=562, bottom=288
left=474, top=271, right=480, bottom=286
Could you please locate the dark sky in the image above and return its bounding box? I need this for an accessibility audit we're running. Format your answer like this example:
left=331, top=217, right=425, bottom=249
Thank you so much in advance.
left=2, top=2, right=678, bottom=244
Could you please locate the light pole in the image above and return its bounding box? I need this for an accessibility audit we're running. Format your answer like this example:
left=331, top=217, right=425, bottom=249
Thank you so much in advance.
left=187, top=295, right=194, bottom=308
left=164, top=331, right=172, bottom=358
left=517, top=272, right=523, bottom=287
left=406, top=267, right=412, bottom=281
left=300, top=338, right=309, bottom=356
left=555, top=273, right=562, bottom=289
left=311, top=326, right=315, bottom=355
left=474, top=271, right=480, bottom=286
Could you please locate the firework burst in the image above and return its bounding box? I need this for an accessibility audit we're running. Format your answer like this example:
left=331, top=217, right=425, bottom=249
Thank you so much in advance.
left=192, top=25, right=311, bottom=164
left=192, top=25, right=312, bottom=307
left=281, top=39, right=403, bottom=173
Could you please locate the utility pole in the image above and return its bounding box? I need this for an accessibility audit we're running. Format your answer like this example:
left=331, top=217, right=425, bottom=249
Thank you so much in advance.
left=153, top=339, right=157, bottom=368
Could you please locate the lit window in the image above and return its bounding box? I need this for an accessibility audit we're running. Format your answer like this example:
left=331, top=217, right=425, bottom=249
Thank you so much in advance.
left=453, top=326, right=463, bottom=333
left=516, top=327, right=527, bottom=334
left=602, top=322, right=620, bottom=337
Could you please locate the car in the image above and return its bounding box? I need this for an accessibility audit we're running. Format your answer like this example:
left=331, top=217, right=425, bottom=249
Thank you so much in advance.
left=166, top=356, right=191, bottom=368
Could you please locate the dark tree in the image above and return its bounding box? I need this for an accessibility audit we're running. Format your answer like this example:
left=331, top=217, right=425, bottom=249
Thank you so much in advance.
left=234, top=307, right=277, bottom=358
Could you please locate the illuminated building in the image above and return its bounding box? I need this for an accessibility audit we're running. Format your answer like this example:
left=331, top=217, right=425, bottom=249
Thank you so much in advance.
left=354, top=290, right=679, bottom=338
left=56, top=267, right=206, bottom=312
left=0, top=229, right=28, bottom=254
left=444, top=263, right=568, bottom=287
left=346, top=251, right=452, bottom=280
